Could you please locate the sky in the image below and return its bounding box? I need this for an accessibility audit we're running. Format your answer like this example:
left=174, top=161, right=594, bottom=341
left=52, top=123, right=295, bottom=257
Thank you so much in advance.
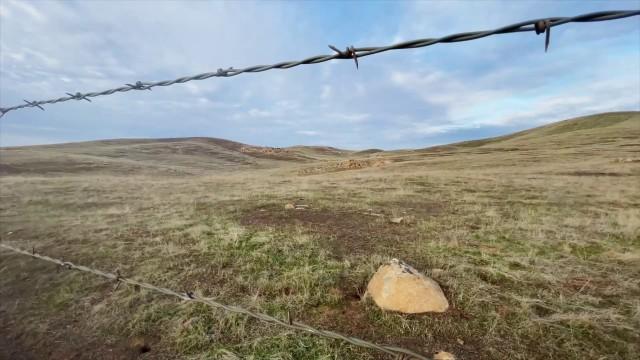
left=0, top=0, right=639, bottom=149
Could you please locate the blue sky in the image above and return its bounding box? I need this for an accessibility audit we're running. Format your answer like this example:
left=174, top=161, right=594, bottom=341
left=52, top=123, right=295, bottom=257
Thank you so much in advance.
left=0, top=0, right=639, bottom=149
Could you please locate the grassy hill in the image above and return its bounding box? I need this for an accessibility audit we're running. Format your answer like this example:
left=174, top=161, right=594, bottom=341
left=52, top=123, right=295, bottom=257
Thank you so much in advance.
left=449, top=111, right=639, bottom=149
left=0, top=111, right=638, bottom=360
left=0, top=137, right=353, bottom=176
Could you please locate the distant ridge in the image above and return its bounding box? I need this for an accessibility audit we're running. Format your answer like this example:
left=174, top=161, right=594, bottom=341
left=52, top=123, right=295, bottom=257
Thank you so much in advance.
left=1, top=111, right=637, bottom=176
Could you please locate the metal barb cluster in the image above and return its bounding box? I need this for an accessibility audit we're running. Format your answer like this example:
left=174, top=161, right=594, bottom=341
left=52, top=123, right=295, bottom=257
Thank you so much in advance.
left=0, top=243, right=431, bottom=360
left=0, top=9, right=638, bottom=117
left=126, top=81, right=152, bottom=90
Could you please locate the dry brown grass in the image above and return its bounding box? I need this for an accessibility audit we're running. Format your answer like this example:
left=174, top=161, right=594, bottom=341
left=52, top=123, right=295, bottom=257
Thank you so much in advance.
left=0, top=112, right=639, bottom=359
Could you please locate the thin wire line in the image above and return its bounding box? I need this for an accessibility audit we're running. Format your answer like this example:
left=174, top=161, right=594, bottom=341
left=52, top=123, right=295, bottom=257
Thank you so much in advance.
left=0, top=243, right=431, bottom=360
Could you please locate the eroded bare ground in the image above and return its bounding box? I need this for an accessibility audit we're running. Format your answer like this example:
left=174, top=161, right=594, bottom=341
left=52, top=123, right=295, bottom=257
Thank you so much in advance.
left=1, top=112, right=639, bottom=359
left=238, top=203, right=443, bottom=259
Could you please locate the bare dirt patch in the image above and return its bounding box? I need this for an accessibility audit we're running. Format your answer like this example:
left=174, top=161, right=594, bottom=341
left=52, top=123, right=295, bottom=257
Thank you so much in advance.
left=239, top=204, right=438, bottom=259
left=298, top=158, right=392, bottom=175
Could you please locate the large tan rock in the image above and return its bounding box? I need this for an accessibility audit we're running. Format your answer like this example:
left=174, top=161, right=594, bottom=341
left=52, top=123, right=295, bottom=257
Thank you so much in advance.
left=434, top=351, right=456, bottom=360
left=366, top=259, right=449, bottom=313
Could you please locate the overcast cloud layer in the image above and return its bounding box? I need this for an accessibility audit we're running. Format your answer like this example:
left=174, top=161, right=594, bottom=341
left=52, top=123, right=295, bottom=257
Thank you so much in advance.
left=1, top=0, right=639, bottom=149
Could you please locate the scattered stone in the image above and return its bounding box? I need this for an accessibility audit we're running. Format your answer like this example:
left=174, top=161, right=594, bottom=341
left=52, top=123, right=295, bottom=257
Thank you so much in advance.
left=389, top=215, right=415, bottom=224
left=295, top=204, right=310, bottom=210
left=615, top=157, right=640, bottom=163
left=128, top=336, right=151, bottom=354
left=434, top=351, right=456, bottom=360
left=284, top=203, right=295, bottom=210
left=181, top=317, right=196, bottom=330
left=456, top=338, right=464, bottom=345
left=364, top=212, right=384, bottom=217
left=366, top=258, right=449, bottom=313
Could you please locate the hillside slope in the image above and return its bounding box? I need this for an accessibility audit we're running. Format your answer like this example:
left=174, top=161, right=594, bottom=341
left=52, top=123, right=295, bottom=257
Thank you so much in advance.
left=294, top=111, right=639, bottom=174
left=429, top=111, right=639, bottom=151
left=0, top=137, right=351, bottom=176
left=1, top=111, right=637, bottom=176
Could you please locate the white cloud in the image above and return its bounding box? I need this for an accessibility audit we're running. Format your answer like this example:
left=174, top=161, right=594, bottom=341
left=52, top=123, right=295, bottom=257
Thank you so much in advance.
left=329, top=113, right=371, bottom=123
left=297, top=130, right=320, bottom=136
left=320, top=85, right=332, bottom=99
left=247, top=108, right=273, bottom=118
left=8, top=0, right=46, bottom=22
left=0, top=3, right=10, bottom=18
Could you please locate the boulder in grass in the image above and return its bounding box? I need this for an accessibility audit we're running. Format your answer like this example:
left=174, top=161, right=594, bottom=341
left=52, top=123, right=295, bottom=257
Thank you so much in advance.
left=434, top=351, right=456, bottom=360
left=366, top=258, right=449, bottom=313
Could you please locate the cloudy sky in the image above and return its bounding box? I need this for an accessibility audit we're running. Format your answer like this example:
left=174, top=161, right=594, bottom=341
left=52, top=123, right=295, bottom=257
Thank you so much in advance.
left=0, top=0, right=638, bottom=149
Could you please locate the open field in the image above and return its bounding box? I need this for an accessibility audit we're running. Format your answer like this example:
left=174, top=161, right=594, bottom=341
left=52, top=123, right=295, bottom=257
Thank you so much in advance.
left=0, top=112, right=639, bottom=359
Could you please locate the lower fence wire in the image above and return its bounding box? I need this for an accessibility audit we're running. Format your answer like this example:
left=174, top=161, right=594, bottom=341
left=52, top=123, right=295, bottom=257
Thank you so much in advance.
left=0, top=243, right=431, bottom=360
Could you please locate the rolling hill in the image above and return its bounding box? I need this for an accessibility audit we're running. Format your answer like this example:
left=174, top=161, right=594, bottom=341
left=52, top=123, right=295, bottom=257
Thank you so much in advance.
left=0, top=137, right=352, bottom=176
left=1, top=111, right=637, bottom=177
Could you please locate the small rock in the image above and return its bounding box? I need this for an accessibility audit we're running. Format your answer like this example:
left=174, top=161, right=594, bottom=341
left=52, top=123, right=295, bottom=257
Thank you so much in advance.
left=456, top=338, right=464, bottom=345
left=365, top=212, right=384, bottom=217
left=129, top=336, right=151, bottom=354
left=295, top=204, right=310, bottom=210
left=434, top=351, right=456, bottom=360
left=284, top=203, right=295, bottom=210
left=366, top=258, right=449, bottom=313
left=389, top=217, right=404, bottom=224
left=181, top=317, right=196, bottom=330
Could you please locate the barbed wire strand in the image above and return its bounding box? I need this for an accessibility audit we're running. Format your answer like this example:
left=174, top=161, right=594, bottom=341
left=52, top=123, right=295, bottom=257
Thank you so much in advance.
left=0, top=10, right=638, bottom=118
left=0, top=243, right=430, bottom=360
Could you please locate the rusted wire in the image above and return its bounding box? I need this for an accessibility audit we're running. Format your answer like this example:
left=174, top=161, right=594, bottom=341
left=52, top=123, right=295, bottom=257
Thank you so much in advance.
left=0, top=243, right=431, bottom=360
left=0, top=10, right=638, bottom=117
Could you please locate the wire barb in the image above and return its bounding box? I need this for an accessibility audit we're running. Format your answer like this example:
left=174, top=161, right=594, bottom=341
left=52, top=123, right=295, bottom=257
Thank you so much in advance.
left=216, top=67, right=234, bottom=77
left=114, top=269, right=122, bottom=291
left=23, top=100, right=45, bottom=111
left=66, top=92, right=92, bottom=102
left=0, top=10, right=638, bottom=116
left=535, top=20, right=552, bottom=52
left=125, top=81, right=152, bottom=91
left=329, top=45, right=359, bottom=69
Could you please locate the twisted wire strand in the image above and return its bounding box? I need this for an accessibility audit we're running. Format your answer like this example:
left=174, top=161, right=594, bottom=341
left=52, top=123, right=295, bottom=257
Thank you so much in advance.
left=0, top=243, right=431, bottom=360
left=1, top=10, right=638, bottom=117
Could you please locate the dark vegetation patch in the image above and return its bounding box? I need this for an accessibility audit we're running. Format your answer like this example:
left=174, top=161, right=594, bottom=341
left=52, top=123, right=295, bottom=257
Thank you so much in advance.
left=562, top=171, right=630, bottom=177
left=304, top=286, right=482, bottom=360
left=354, top=148, right=384, bottom=156
left=0, top=279, right=148, bottom=360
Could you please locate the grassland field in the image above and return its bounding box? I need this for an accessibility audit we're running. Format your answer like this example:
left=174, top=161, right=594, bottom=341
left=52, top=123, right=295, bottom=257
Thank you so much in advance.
left=0, top=112, right=639, bottom=360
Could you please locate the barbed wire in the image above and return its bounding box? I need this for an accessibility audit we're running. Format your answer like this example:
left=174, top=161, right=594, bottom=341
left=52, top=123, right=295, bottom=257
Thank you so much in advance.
left=1, top=10, right=638, bottom=118
left=0, top=243, right=431, bottom=360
